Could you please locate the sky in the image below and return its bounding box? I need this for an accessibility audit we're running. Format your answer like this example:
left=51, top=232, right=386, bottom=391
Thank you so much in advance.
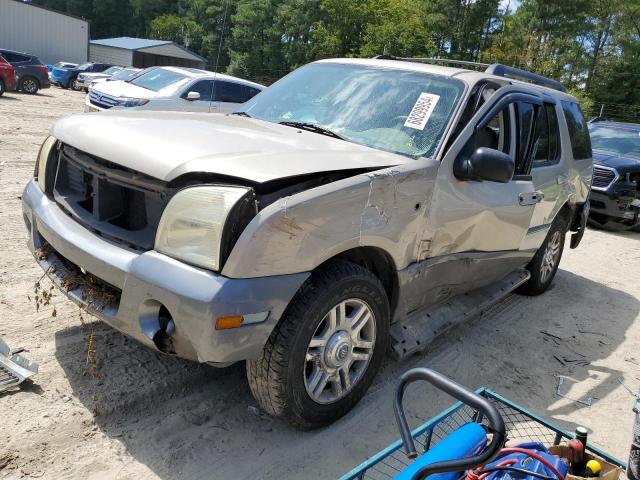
left=500, top=0, right=521, bottom=12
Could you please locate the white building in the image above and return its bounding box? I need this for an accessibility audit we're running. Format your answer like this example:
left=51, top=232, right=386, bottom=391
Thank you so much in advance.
left=0, top=0, right=89, bottom=65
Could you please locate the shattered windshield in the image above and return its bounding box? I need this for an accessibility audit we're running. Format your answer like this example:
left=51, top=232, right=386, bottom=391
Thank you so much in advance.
left=240, top=62, right=464, bottom=158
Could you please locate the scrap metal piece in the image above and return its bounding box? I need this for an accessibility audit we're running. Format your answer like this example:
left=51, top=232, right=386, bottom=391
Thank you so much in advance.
left=0, top=337, right=38, bottom=392
left=556, top=375, right=593, bottom=407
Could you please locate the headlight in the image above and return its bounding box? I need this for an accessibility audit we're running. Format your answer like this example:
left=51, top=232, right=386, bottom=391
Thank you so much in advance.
left=155, top=186, right=251, bottom=271
left=35, top=136, right=57, bottom=192
left=117, top=97, right=149, bottom=107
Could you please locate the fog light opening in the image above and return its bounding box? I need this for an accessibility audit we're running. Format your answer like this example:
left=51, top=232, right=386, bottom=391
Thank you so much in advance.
left=152, top=305, right=176, bottom=355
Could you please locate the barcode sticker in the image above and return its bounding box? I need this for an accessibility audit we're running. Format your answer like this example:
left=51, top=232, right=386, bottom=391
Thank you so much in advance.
left=404, top=93, right=440, bottom=131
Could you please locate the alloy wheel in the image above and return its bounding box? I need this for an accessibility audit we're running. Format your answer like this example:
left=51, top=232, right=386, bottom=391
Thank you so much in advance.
left=304, top=298, right=376, bottom=404
left=22, top=79, right=38, bottom=94
left=540, top=231, right=561, bottom=283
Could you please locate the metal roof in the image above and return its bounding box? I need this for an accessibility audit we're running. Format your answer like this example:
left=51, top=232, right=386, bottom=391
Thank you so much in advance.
left=90, top=37, right=173, bottom=50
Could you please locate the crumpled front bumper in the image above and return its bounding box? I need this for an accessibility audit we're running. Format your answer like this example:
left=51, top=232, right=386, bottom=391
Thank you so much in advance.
left=22, top=179, right=309, bottom=364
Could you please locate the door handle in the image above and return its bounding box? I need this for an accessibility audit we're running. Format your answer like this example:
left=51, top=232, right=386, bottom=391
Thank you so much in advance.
left=519, top=191, right=544, bottom=206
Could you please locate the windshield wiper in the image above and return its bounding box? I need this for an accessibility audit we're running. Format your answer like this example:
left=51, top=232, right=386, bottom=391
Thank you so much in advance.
left=278, top=121, right=345, bottom=140
left=231, top=111, right=252, bottom=118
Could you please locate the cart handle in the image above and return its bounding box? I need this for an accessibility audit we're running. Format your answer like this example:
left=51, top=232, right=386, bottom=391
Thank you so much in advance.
left=394, top=368, right=506, bottom=480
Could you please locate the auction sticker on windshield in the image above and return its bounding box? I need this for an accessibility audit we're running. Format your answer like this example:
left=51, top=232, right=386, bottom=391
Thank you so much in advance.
left=404, top=93, right=440, bottom=130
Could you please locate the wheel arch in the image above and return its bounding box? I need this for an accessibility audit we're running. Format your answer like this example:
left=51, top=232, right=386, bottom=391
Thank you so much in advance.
left=312, top=246, right=399, bottom=320
left=19, top=75, right=40, bottom=91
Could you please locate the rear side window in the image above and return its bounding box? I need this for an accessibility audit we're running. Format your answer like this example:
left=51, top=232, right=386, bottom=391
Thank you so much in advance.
left=246, top=86, right=262, bottom=101
left=214, top=81, right=246, bottom=103
left=532, top=104, right=561, bottom=167
left=561, top=101, right=592, bottom=160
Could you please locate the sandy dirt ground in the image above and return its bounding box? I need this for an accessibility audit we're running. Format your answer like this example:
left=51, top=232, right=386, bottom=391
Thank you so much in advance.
left=0, top=88, right=639, bottom=480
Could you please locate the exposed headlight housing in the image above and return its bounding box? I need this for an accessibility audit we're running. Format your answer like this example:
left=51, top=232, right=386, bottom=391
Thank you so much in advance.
left=117, top=97, right=149, bottom=108
left=35, top=136, right=57, bottom=192
left=155, top=186, right=253, bottom=271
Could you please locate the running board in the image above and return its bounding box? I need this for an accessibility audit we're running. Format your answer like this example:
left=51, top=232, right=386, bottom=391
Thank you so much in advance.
left=390, top=269, right=530, bottom=360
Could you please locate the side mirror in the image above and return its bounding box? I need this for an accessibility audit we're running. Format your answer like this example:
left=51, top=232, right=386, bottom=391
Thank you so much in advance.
left=185, top=91, right=201, bottom=101
left=454, top=147, right=515, bottom=183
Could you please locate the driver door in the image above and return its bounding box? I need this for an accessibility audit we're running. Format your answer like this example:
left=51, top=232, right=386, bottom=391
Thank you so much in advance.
left=420, top=87, right=543, bottom=303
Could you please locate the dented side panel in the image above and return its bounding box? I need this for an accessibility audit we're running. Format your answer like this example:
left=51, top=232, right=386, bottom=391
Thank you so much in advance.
left=222, top=161, right=440, bottom=279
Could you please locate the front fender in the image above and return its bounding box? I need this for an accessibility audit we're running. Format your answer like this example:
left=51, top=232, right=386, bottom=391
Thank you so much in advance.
left=221, top=161, right=439, bottom=279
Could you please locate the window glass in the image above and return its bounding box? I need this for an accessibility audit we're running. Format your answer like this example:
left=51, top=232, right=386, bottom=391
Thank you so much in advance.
left=214, top=81, right=246, bottom=103
left=241, top=63, right=465, bottom=158
left=547, top=104, right=560, bottom=161
left=589, top=124, right=640, bottom=157
left=474, top=107, right=510, bottom=154
left=187, top=80, right=214, bottom=101
left=516, top=102, right=535, bottom=174
left=130, top=68, right=189, bottom=92
left=1, top=52, right=27, bottom=63
left=246, top=87, right=261, bottom=102
left=561, top=101, right=592, bottom=160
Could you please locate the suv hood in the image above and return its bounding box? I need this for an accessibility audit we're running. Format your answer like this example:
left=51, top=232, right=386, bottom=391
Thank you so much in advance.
left=91, top=80, right=162, bottom=99
left=593, top=150, right=640, bottom=174
left=51, top=111, right=410, bottom=183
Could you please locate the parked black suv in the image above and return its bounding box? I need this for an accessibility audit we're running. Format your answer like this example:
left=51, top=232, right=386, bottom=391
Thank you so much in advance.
left=588, top=119, right=640, bottom=231
left=0, top=49, right=50, bottom=94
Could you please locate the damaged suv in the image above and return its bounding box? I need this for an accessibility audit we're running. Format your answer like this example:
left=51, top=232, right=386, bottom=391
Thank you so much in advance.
left=23, top=58, right=591, bottom=427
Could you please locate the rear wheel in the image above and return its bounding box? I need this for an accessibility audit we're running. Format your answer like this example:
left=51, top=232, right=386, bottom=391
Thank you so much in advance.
left=247, top=261, right=389, bottom=428
left=0, top=79, right=5, bottom=97
left=518, top=215, right=567, bottom=296
left=19, top=76, right=39, bottom=94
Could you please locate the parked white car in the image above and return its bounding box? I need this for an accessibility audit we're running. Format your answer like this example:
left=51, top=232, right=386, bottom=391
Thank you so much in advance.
left=85, top=66, right=264, bottom=113
left=78, top=66, right=123, bottom=91
left=88, top=67, right=142, bottom=91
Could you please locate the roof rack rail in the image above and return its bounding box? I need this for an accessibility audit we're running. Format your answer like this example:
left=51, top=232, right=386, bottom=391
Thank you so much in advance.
left=485, top=64, right=566, bottom=92
left=371, top=55, right=567, bottom=93
left=372, top=55, right=489, bottom=70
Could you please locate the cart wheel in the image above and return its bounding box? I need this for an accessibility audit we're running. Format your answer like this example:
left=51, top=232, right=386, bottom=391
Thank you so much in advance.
left=518, top=215, right=567, bottom=296
left=247, top=260, right=389, bottom=428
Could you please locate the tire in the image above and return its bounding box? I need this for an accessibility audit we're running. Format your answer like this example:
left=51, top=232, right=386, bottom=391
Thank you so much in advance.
left=71, top=77, right=82, bottom=91
left=518, top=215, right=567, bottom=296
left=19, top=76, right=39, bottom=94
left=0, top=79, right=5, bottom=97
left=247, top=261, right=390, bottom=428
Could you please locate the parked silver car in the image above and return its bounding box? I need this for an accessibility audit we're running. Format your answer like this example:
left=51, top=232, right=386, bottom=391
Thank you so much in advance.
left=77, top=65, right=123, bottom=91
left=23, top=58, right=591, bottom=427
left=85, top=66, right=264, bottom=113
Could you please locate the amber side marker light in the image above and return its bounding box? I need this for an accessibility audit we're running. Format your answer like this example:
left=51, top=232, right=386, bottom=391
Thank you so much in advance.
left=215, top=312, right=270, bottom=330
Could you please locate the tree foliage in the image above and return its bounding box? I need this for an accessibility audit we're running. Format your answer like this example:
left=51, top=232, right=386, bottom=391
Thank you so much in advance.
left=31, top=0, right=640, bottom=118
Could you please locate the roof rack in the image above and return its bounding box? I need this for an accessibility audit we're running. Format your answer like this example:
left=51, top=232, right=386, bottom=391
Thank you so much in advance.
left=371, top=55, right=567, bottom=93
left=485, top=64, right=566, bottom=93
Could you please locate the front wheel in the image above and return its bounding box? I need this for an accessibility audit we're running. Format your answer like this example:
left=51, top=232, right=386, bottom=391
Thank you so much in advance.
left=19, top=76, right=39, bottom=94
left=0, top=79, right=5, bottom=97
left=518, top=216, right=567, bottom=296
left=247, top=261, right=389, bottom=428
left=71, top=77, right=83, bottom=91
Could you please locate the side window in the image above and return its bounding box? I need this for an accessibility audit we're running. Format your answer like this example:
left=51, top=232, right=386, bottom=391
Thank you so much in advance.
left=532, top=104, right=561, bottom=168
left=186, top=80, right=214, bottom=101
left=1, top=52, right=18, bottom=62
left=246, top=87, right=261, bottom=102
left=561, top=101, right=592, bottom=160
left=473, top=107, right=510, bottom=154
left=515, top=102, right=536, bottom=175
left=214, top=81, right=245, bottom=103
